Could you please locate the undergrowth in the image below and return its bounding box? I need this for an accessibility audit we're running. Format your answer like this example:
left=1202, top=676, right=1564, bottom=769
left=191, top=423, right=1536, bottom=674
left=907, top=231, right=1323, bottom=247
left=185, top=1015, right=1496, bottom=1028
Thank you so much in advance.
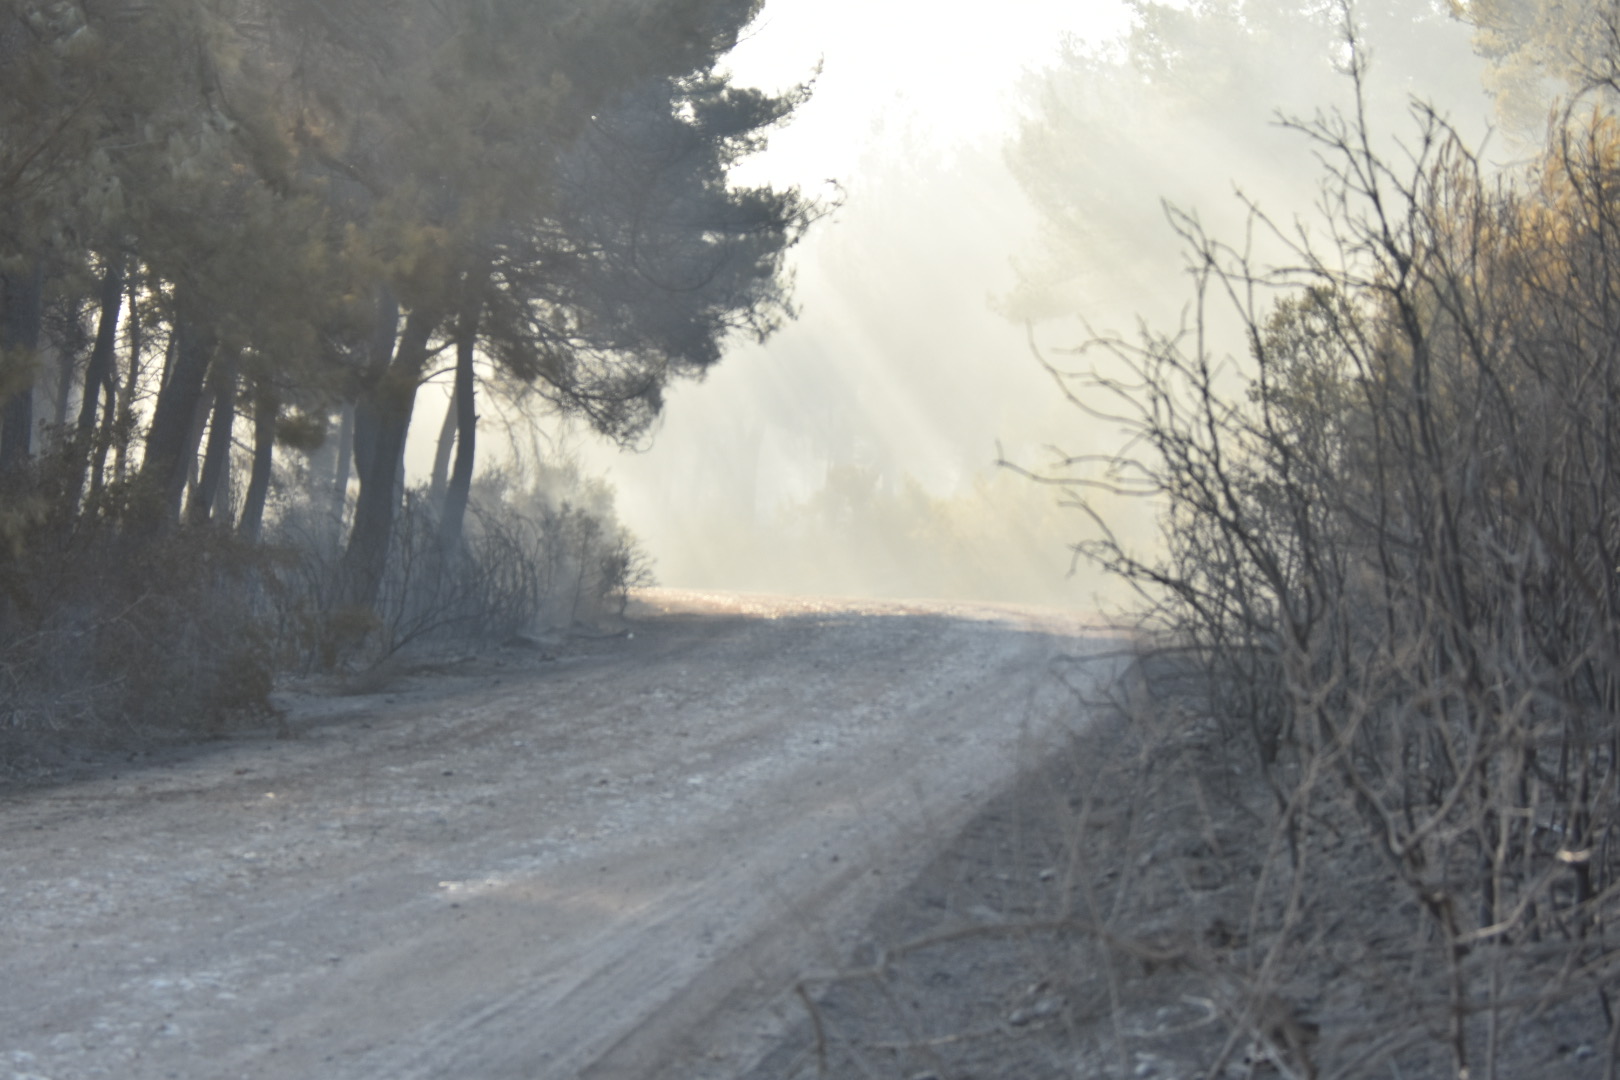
left=0, top=451, right=649, bottom=764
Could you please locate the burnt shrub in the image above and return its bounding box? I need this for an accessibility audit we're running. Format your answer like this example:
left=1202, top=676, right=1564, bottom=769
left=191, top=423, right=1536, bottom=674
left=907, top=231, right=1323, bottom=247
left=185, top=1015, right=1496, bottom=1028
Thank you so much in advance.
left=0, top=485, right=278, bottom=753
left=266, top=461, right=652, bottom=670
left=1039, top=90, right=1620, bottom=1076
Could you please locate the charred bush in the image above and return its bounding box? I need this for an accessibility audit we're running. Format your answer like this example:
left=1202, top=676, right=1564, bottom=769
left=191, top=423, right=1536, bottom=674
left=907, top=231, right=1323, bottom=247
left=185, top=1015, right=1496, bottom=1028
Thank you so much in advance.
left=1040, top=74, right=1620, bottom=1076
left=0, top=471, right=279, bottom=755
left=268, top=462, right=651, bottom=669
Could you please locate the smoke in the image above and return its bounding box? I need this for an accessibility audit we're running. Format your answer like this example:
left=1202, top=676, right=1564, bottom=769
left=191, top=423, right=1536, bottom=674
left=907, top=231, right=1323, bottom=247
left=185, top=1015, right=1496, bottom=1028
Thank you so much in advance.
left=578, top=1, right=1499, bottom=608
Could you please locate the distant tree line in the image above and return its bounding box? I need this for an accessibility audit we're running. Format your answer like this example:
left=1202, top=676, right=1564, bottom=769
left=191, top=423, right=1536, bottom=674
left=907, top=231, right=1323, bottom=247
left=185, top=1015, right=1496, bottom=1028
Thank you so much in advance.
left=0, top=0, right=813, bottom=741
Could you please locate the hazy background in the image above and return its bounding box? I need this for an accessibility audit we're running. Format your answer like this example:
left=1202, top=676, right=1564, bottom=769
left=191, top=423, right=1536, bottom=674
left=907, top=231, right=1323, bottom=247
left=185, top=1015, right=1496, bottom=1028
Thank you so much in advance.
left=428, top=0, right=1505, bottom=610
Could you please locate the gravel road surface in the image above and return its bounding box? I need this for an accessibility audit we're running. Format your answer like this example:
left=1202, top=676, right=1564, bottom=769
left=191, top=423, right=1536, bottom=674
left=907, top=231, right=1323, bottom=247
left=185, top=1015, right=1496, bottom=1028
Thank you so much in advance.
left=1, top=589, right=1119, bottom=1080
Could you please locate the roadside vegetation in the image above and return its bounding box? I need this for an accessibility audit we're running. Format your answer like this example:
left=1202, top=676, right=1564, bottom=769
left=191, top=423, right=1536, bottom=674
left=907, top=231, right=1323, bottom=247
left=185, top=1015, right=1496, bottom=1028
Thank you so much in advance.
left=0, top=0, right=813, bottom=751
left=765, top=2, right=1620, bottom=1076
left=1036, top=0, right=1620, bottom=1072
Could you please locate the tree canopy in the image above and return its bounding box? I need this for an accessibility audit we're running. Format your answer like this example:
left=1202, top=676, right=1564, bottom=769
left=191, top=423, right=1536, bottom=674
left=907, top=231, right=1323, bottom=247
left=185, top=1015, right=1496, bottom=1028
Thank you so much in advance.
left=0, top=0, right=817, bottom=657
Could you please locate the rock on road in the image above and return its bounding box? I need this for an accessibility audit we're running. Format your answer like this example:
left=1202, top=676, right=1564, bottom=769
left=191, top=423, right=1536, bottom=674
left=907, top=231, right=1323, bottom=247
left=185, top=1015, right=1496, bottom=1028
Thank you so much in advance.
left=1, top=590, right=1121, bottom=1080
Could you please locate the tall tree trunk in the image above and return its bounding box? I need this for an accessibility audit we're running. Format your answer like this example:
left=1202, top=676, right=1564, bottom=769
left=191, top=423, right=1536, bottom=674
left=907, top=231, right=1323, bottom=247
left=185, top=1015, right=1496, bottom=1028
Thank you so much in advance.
left=349, top=288, right=398, bottom=500
left=138, top=313, right=215, bottom=526
left=428, top=387, right=457, bottom=506
left=341, top=302, right=434, bottom=612
left=181, top=373, right=212, bottom=517
left=78, top=258, right=124, bottom=438
left=438, top=318, right=478, bottom=554
left=189, top=349, right=238, bottom=525
left=238, top=383, right=277, bottom=542
left=72, top=257, right=123, bottom=507
left=0, top=264, right=44, bottom=473
left=87, top=374, right=116, bottom=508
left=111, top=276, right=143, bottom=489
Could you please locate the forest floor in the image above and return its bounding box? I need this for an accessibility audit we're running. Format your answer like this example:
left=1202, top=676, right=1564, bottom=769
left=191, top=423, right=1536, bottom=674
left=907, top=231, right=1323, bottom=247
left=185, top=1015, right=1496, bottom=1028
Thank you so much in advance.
left=731, top=661, right=1617, bottom=1080
left=0, top=589, right=1122, bottom=1080
left=722, top=679, right=1278, bottom=1080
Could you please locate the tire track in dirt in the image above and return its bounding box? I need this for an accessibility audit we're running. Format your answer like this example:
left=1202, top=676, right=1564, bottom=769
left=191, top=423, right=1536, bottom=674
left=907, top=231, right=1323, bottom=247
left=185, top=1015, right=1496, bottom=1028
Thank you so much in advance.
left=0, top=590, right=1120, bottom=1080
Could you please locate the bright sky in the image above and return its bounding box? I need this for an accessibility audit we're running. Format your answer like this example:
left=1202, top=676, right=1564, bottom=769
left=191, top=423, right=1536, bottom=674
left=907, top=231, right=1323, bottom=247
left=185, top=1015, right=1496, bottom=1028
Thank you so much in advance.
left=720, top=0, right=1136, bottom=184
left=566, top=0, right=1149, bottom=600
left=444, top=0, right=1490, bottom=601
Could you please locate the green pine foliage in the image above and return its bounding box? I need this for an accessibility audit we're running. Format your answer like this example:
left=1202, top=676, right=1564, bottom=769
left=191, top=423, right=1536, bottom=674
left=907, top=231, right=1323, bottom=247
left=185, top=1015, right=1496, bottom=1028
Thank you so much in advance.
left=0, top=0, right=814, bottom=742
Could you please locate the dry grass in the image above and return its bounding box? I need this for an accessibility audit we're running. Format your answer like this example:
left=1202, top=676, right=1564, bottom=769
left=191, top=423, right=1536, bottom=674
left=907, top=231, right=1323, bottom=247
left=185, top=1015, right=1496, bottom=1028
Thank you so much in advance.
left=747, top=649, right=1612, bottom=1079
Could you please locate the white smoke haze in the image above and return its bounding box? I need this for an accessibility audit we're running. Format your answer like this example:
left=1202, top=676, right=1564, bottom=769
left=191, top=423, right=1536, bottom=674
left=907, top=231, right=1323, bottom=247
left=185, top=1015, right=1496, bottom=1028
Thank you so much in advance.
left=442, top=1, right=1508, bottom=611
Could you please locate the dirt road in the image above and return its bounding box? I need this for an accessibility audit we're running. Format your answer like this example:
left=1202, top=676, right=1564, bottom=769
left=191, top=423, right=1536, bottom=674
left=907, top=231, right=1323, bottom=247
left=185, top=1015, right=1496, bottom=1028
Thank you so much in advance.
left=1, top=590, right=1120, bottom=1080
